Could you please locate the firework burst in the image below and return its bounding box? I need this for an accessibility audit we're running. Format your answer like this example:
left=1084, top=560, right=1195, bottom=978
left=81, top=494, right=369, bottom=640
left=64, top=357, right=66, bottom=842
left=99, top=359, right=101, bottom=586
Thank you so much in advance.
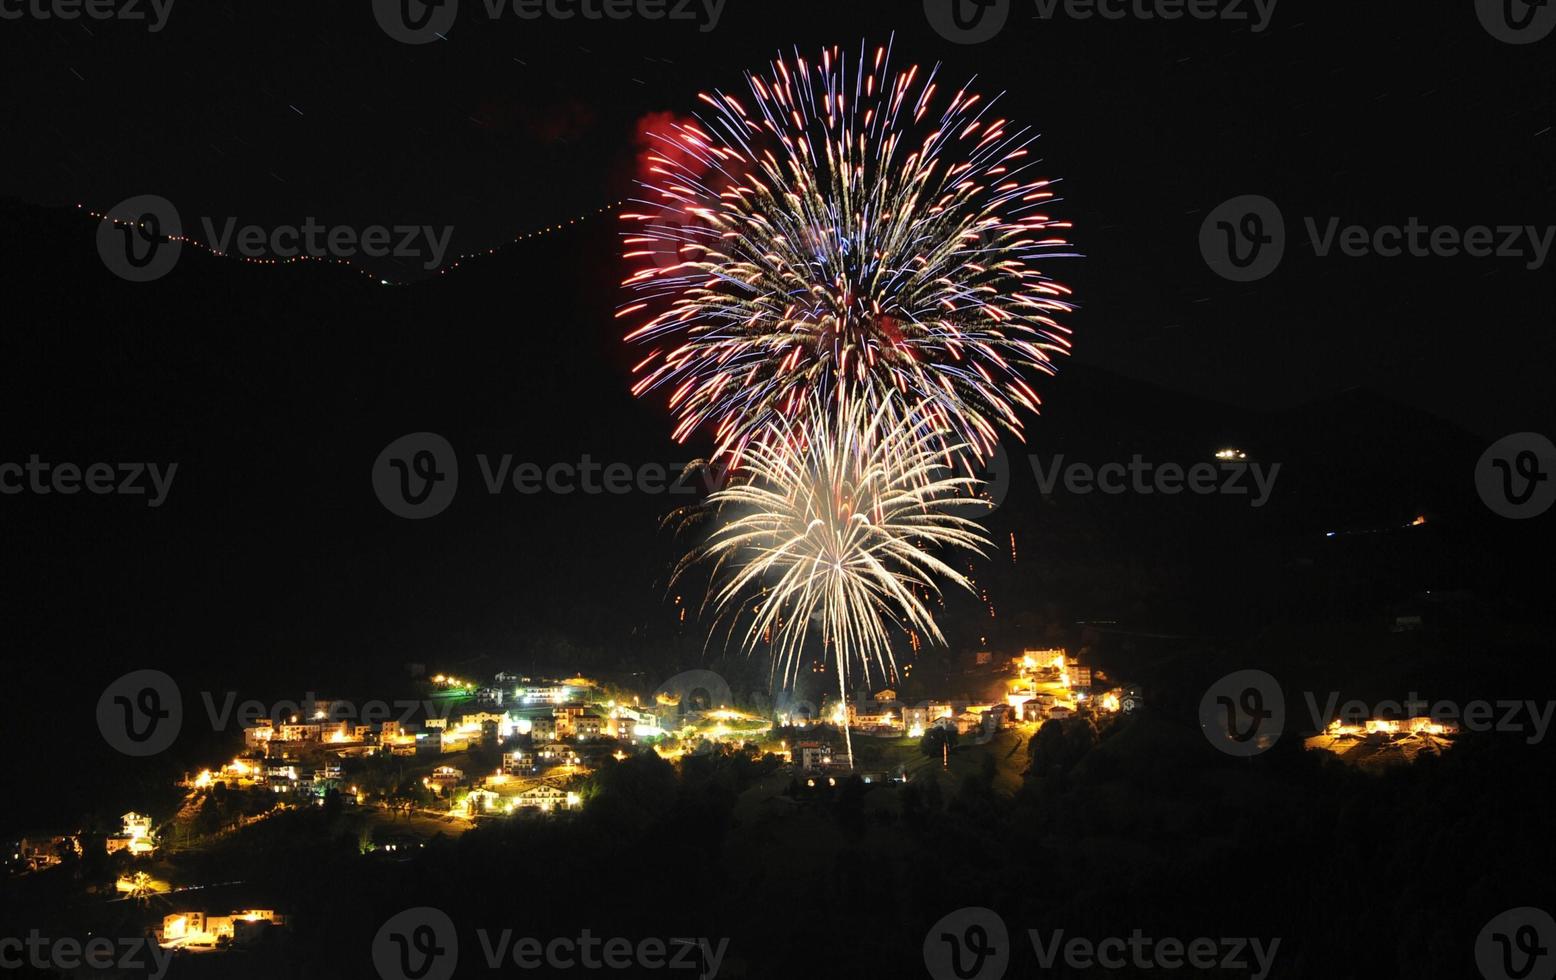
left=622, top=38, right=1078, bottom=465
left=683, top=393, right=991, bottom=766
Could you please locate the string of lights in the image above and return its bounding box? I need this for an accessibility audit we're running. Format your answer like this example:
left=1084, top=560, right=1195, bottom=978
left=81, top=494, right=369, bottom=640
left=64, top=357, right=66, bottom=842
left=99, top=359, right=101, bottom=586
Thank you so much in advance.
left=79, top=203, right=379, bottom=281
left=78, top=199, right=625, bottom=285
left=437, top=199, right=625, bottom=277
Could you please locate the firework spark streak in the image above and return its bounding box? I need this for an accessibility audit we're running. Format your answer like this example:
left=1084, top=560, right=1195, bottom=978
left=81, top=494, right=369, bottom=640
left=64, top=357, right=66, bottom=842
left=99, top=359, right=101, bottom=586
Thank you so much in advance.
left=682, top=394, right=991, bottom=766
left=621, top=38, right=1079, bottom=466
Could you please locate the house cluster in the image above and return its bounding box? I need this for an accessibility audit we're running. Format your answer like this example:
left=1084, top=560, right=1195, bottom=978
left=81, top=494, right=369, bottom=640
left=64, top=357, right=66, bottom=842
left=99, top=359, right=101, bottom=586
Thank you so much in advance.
left=816, top=689, right=1015, bottom=740
left=105, top=811, right=156, bottom=856
left=1304, top=715, right=1462, bottom=768
left=422, top=762, right=582, bottom=817
left=185, top=759, right=350, bottom=802
left=157, top=909, right=285, bottom=949
left=459, top=782, right=579, bottom=817
left=242, top=713, right=428, bottom=756
left=1004, top=649, right=1131, bottom=722
left=10, top=832, right=81, bottom=872
left=235, top=681, right=664, bottom=765
left=11, top=812, right=155, bottom=875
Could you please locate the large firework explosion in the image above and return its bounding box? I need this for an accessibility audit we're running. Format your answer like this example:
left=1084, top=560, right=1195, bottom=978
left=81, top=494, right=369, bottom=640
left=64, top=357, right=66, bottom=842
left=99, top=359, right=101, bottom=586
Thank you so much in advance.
left=621, top=38, right=1078, bottom=466
left=681, top=393, right=991, bottom=768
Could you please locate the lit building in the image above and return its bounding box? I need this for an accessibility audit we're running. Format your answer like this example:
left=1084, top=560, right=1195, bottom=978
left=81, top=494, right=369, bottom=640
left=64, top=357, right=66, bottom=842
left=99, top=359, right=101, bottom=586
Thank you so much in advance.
left=516, top=684, right=568, bottom=704
left=462, top=789, right=501, bottom=816
left=243, top=720, right=274, bottom=747
left=105, top=812, right=156, bottom=856
left=901, top=704, right=956, bottom=735
left=514, top=785, right=573, bottom=813
left=15, top=833, right=79, bottom=871
left=796, top=741, right=834, bottom=773
left=277, top=722, right=322, bottom=742
left=159, top=910, right=284, bottom=948
left=553, top=705, right=587, bottom=737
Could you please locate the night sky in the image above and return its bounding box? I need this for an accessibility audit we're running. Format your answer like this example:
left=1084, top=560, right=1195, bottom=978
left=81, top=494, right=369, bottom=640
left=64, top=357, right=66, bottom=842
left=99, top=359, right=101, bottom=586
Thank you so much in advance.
left=5, top=0, right=1551, bottom=434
